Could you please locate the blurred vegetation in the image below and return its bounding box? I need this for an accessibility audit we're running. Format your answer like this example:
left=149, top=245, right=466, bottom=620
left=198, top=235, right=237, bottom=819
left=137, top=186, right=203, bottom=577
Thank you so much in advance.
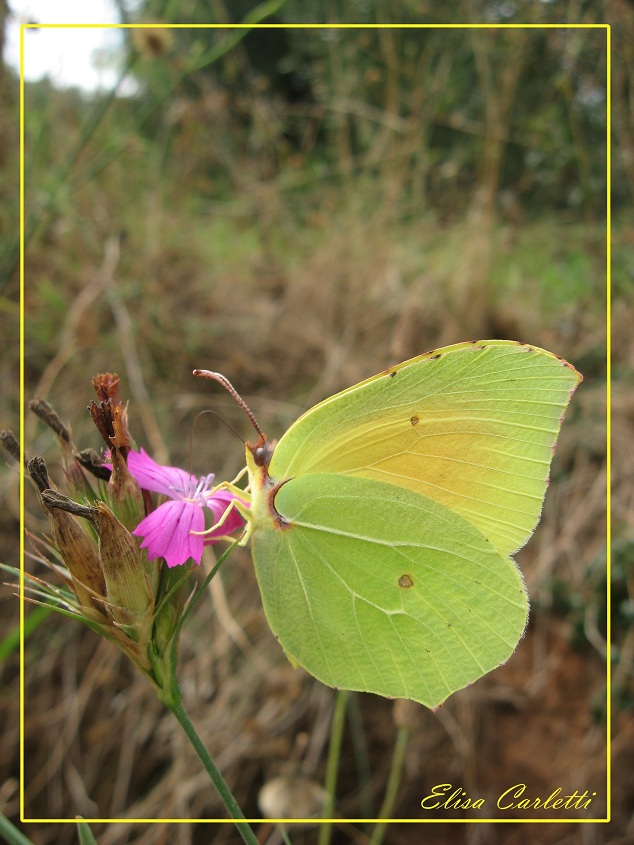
left=0, top=0, right=631, bottom=843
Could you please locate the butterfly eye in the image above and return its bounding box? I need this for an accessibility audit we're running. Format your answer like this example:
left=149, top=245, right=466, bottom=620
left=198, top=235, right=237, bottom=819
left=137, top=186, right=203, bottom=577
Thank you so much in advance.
left=250, top=438, right=275, bottom=470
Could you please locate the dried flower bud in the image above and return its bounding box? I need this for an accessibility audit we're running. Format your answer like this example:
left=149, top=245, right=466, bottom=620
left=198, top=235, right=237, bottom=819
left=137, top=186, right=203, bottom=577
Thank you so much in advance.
left=29, top=398, right=71, bottom=443
left=29, top=460, right=106, bottom=613
left=89, top=398, right=145, bottom=531
left=92, top=372, right=122, bottom=406
left=76, top=449, right=111, bottom=481
left=29, top=399, right=94, bottom=499
left=1, top=429, right=22, bottom=464
left=89, top=398, right=123, bottom=454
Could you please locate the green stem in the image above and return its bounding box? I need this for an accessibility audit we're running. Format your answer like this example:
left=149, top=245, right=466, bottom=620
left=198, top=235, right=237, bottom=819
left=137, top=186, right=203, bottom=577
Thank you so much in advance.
left=369, top=725, right=410, bottom=845
left=0, top=813, right=36, bottom=845
left=165, top=693, right=260, bottom=845
left=154, top=541, right=257, bottom=843
left=318, top=689, right=348, bottom=845
left=347, top=692, right=374, bottom=819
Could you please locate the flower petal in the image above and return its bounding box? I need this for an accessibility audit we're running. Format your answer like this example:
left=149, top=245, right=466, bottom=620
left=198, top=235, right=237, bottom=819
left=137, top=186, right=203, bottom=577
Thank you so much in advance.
left=133, top=499, right=204, bottom=567
left=128, top=448, right=198, bottom=499
left=204, top=490, right=248, bottom=542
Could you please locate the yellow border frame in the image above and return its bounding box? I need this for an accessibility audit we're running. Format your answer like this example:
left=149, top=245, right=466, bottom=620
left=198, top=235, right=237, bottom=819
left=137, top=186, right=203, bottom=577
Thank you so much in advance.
left=19, top=20, right=611, bottom=828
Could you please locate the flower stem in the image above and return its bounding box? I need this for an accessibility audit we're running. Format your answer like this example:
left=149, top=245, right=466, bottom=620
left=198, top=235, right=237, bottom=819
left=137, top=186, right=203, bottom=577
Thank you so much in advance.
left=318, top=689, right=348, bottom=845
left=158, top=543, right=258, bottom=844
left=369, top=724, right=410, bottom=845
left=166, top=693, right=260, bottom=845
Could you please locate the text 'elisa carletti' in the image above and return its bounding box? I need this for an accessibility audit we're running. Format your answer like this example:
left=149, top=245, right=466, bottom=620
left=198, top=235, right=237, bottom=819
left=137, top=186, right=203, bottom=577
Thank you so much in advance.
left=420, top=783, right=597, bottom=812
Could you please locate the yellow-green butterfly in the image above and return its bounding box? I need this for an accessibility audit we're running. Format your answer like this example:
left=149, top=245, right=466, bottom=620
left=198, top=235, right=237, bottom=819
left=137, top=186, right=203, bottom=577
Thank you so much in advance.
left=195, top=339, right=581, bottom=709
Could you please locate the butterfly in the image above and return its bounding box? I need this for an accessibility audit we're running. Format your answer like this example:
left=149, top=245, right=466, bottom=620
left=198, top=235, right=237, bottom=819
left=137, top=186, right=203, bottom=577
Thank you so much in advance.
left=196, top=340, right=581, bottom=708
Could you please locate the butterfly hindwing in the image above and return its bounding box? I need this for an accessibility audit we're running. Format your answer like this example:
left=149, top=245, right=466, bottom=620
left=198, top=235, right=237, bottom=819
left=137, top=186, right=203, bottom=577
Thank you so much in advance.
left=251, top=473, right=527, bottom=708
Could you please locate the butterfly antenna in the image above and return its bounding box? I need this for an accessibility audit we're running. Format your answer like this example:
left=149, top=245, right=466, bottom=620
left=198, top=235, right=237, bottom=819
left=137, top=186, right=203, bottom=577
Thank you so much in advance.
left=187, top=409, right=246, bottom=474
left=193, top=370, right=265, bottom=440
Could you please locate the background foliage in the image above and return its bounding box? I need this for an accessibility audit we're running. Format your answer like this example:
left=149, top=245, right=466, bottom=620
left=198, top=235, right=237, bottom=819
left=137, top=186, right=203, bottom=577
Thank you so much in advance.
left=0, top=0, right=630, bottom=843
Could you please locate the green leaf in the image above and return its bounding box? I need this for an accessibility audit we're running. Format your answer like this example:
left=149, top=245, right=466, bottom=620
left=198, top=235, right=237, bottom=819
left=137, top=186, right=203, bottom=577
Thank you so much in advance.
left=75, top=819, right=98, bottom=845
left=0, top=603, right=51, bottom=661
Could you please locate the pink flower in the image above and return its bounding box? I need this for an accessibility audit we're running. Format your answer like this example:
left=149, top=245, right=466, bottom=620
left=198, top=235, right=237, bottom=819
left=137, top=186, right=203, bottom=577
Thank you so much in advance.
left=126, top=449, right=246, bottom=568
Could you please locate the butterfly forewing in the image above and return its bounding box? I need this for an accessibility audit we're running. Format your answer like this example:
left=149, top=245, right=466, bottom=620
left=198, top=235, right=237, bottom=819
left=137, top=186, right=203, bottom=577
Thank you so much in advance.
left=268, top=340, right=581, bottom=556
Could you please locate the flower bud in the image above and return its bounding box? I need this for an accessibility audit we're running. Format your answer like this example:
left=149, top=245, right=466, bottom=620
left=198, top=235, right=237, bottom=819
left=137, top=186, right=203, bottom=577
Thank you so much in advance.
left=40, top=491, right=156, bottom=674
left=109, top=448, right=147, bottom=534
left=91, top=502, right=154, bottom=642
